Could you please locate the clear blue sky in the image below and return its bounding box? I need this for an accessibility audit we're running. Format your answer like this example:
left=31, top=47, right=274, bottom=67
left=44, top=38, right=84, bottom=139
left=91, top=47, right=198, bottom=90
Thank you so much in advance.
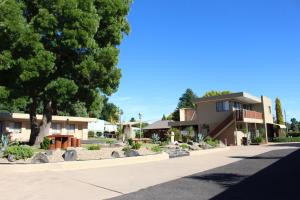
left=110, top=0, right=300, bottom=123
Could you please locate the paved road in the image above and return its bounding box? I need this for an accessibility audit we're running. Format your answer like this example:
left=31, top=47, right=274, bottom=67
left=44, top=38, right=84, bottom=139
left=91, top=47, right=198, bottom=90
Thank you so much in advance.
left=0, top=144, right=298, bottom=200
left=111, top=147, right=300, bottom=200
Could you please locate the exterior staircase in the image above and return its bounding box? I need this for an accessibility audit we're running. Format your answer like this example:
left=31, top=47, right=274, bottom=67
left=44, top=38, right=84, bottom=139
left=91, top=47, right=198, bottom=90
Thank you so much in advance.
left=210, top=112, right=235, bottom=139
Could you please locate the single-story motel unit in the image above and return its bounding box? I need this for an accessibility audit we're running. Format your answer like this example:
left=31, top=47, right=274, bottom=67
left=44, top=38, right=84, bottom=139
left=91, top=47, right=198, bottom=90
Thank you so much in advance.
left=0, top=112, right=97, bottom=142
left=144, top=92, right=287, bottom=146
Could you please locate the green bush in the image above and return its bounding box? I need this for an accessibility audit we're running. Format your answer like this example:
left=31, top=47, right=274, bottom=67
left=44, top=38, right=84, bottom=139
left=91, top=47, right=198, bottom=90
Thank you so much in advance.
left=205, top=137, right=219, bottom=147
left=160, top=141, right=169, bottom=147
left=287, top=132, right=300, bottom=137
left=88, top=131, right=95, bottom=138
left=40, top=137, right=50, bottom=150
left=87, top=144, right=101, bottom=150
left=132, top=143, right=142, bottom=150
left=252, top=136, right=264, bottom=144
left=273, top=137, right=300, bottom=143
left=182, top=135, right=188, bottom=143
left=180, top=144, right=189, bottom=150
left=151, top=146, right=162, bottom=153
left=122, top=146, right=131, bottom=153
left=128, top=138, right=133, bottom=146
left=4, top=145, right=34, bottom=160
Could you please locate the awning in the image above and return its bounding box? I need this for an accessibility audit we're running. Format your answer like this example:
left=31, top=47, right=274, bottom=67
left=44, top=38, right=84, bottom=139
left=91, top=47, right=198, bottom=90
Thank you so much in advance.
left=274, top=124, right=287, bottom=129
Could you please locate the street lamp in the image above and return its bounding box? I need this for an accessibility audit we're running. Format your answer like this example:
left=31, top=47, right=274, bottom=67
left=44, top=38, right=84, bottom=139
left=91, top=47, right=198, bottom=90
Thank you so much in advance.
left=138, top=113, right=142, bottom=139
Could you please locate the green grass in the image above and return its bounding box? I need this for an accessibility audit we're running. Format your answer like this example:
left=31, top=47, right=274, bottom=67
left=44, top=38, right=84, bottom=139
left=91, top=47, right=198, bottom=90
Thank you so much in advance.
left=180, top=144, right=189, bottom=150
left=273, top=137, right=300, bottom=143
left=87, top=138, right=117, bottom=144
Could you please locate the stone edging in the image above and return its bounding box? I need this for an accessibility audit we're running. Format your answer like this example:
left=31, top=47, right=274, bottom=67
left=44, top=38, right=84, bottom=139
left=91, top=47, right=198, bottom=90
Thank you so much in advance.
left=1, top=152, right=170, bottom=173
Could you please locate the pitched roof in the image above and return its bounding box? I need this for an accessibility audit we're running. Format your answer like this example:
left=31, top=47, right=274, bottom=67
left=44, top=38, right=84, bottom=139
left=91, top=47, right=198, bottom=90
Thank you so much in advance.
left=143, top=120, right=172, bottom=130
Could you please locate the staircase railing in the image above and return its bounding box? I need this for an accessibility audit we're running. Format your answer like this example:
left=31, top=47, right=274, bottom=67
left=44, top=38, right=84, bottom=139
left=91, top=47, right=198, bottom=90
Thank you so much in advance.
left=210, top=112, right=235, bottom=138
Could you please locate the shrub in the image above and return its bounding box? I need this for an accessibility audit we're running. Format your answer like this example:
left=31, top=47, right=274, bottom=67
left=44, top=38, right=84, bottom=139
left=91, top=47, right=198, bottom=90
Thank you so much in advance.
left=135, top=130, right=144, bottom=138
left=40, top=137, right=50, bottom=150
left=132, top=143, right=141, bottom=150
left=174, top=130, right=181, bottom=141
left=180, top=144, right=189, bottom=150
left=205, top=137, right=219, bottom=147
left=252, top=136, right=264, bottom=144
left=160, top=141, right=169, bottom=147
left=87, top=144, right=101, bottom=150
left=88, top=131, right=95, bottom=138
left=273, top=137, right=300, bottom=143
left=128, top=138, right=133, bottom=146
left=96, top=132, right=103, bottom=137
left=151, top=146, right=162, bottom=153
left=4, top=145, right=34, bottom=160
left=122, top=146, right=131, bottom=153
left=182, top=135, right=188, bottom=143
left=151, top=133, right=160, bottom=144
left=287, top=132, right=300, bottom=137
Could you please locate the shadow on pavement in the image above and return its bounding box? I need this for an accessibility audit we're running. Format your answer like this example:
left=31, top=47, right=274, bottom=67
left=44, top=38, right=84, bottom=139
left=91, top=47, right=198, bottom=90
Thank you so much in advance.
left=212, top=149, right=300, bottom=200
left=267, top=142, right=300, bottom=148
left=187, top=173, right=246, bottom=188
left=229, top=156, right=283, bottom=160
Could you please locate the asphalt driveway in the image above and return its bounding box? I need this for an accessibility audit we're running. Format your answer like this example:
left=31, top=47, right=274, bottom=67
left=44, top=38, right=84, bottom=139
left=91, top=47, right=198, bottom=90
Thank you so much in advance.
left=111, top=147, right=300, bottom=200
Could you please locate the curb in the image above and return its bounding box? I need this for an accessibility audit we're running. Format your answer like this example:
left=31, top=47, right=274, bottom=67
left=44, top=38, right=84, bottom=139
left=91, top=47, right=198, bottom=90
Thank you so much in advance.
left=1, top=152, right=170, bottom=173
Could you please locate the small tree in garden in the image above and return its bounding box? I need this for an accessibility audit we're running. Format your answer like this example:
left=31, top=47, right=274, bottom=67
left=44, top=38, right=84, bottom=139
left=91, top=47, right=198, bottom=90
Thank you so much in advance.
left=186, top=126, right=195, bottom=141
left=275, top=98, right=284, bottom=125
left=151, top=133, right=160, bottom=144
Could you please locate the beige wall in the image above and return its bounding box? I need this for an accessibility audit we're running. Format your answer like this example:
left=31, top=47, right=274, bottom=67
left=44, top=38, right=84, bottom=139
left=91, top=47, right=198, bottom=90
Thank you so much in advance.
left=196, top=101, right=232, bottom=130
left=180, top=108, right=197, bottom=122
left=1, top=119, right=88, bottom=142
left=261, top=96, right=274, bottom=124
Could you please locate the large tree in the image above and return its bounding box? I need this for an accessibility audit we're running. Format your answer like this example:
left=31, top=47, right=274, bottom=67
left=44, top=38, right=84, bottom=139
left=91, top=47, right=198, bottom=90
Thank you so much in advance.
left=0, top=0, right=131, bottom=145
left=275, top=97, right=284, bottom=125
left=172, top=89, right=198, bottom=121
left=290, top=118, right=299, bottom=132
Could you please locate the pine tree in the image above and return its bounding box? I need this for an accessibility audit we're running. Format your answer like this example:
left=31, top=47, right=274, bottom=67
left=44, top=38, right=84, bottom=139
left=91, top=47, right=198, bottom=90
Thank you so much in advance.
left=275, top=98, right=284, bottom=125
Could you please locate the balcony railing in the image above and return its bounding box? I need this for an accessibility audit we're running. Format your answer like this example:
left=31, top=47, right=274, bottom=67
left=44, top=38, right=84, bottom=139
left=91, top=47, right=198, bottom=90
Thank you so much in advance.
left=235, top=109, right=263, bottom=121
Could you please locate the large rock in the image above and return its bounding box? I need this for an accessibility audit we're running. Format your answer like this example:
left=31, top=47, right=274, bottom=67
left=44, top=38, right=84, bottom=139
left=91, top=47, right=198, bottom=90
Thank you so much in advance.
left=111, top=151, right=120, bottom=158
left=189, top=145, right=200, bottom=151
left=63, top=150, right=78, bottom=162
left=124, top=150, right=140, bottom=157
left=7, top=154, right=15, bottom=162
left=31, top=153, right=49, bottom=164
left=199, top=141, right=213, bottom=149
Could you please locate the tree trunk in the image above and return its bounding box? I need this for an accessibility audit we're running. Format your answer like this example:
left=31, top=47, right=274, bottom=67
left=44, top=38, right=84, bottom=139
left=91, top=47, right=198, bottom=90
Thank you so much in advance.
left=28, top=100, right=39, bottom=146
left=34, top=101, right=52, bottom=146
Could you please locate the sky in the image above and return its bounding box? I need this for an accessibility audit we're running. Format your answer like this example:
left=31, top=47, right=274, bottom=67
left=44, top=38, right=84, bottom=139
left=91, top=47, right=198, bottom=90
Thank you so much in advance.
left=110, top=0, right=300, bottom=123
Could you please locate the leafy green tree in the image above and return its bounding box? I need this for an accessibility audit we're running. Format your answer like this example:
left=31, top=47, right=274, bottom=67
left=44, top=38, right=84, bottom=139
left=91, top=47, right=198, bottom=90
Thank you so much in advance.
left=0, top=0, right=131, bottom=145
left=130, top=117, right=136, bottom=122
left=203, top=90, right=231, bottom=97
left=290, top=118, right=299, bottom=132
left=162, top=114, right=167, bottom=120
left=172, top=89, right=198, bottom=121
left=100, top=97, right=120, bottom=123
left=275, top=98, right=284, bottom=125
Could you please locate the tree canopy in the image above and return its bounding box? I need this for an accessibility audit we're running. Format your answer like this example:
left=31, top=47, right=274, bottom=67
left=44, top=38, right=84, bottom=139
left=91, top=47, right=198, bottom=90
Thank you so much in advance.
left=202, top=90, right=231, bottom=97
left=0, top=0, right=131, bottom=144
left=275, top=97, right=284, bottom=125
left=172, top=88, right=198, bottom=121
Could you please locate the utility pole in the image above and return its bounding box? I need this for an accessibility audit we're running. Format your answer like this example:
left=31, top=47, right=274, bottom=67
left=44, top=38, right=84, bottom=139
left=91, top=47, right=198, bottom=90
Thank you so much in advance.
left=119, top=108, right=123, bottom=141
left=138, top=113, right=142, bottom=139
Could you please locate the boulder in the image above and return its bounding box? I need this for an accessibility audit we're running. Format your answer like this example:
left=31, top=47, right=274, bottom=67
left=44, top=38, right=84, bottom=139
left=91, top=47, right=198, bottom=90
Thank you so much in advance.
left=124, top=150, right=140, bottom=157
left=63, top=150, right=78, bottom=162
left=7, top=154, right=15, bottom=162
left=199, top=141, right=213, bottom=149
left=31, top=153, right=49, bottom=164
left=189, top=145, right=200, bottom=151
left=111, top=151, right=120, bottom=158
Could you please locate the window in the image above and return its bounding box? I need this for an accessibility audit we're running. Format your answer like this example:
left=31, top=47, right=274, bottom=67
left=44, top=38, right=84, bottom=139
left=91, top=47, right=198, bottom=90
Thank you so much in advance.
left=268, top=106, right=272, bottom=114
left=51, top=123, right=61, bottom=134
left=8, top=122, right=22, bottom=133
left=67, top=124, right=75, bottom=134
left=216, top=101, right=230, bottom=112
left=233, top=102, right=242, bottom=110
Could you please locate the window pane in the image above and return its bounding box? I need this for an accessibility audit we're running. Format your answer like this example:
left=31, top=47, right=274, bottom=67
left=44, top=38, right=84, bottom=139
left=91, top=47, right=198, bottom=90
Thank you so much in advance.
left=51, top=123, right=61, bottom=134
left=223, top=101, right=230, bottom=111
left=67, top=124, right=75, bottom=134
